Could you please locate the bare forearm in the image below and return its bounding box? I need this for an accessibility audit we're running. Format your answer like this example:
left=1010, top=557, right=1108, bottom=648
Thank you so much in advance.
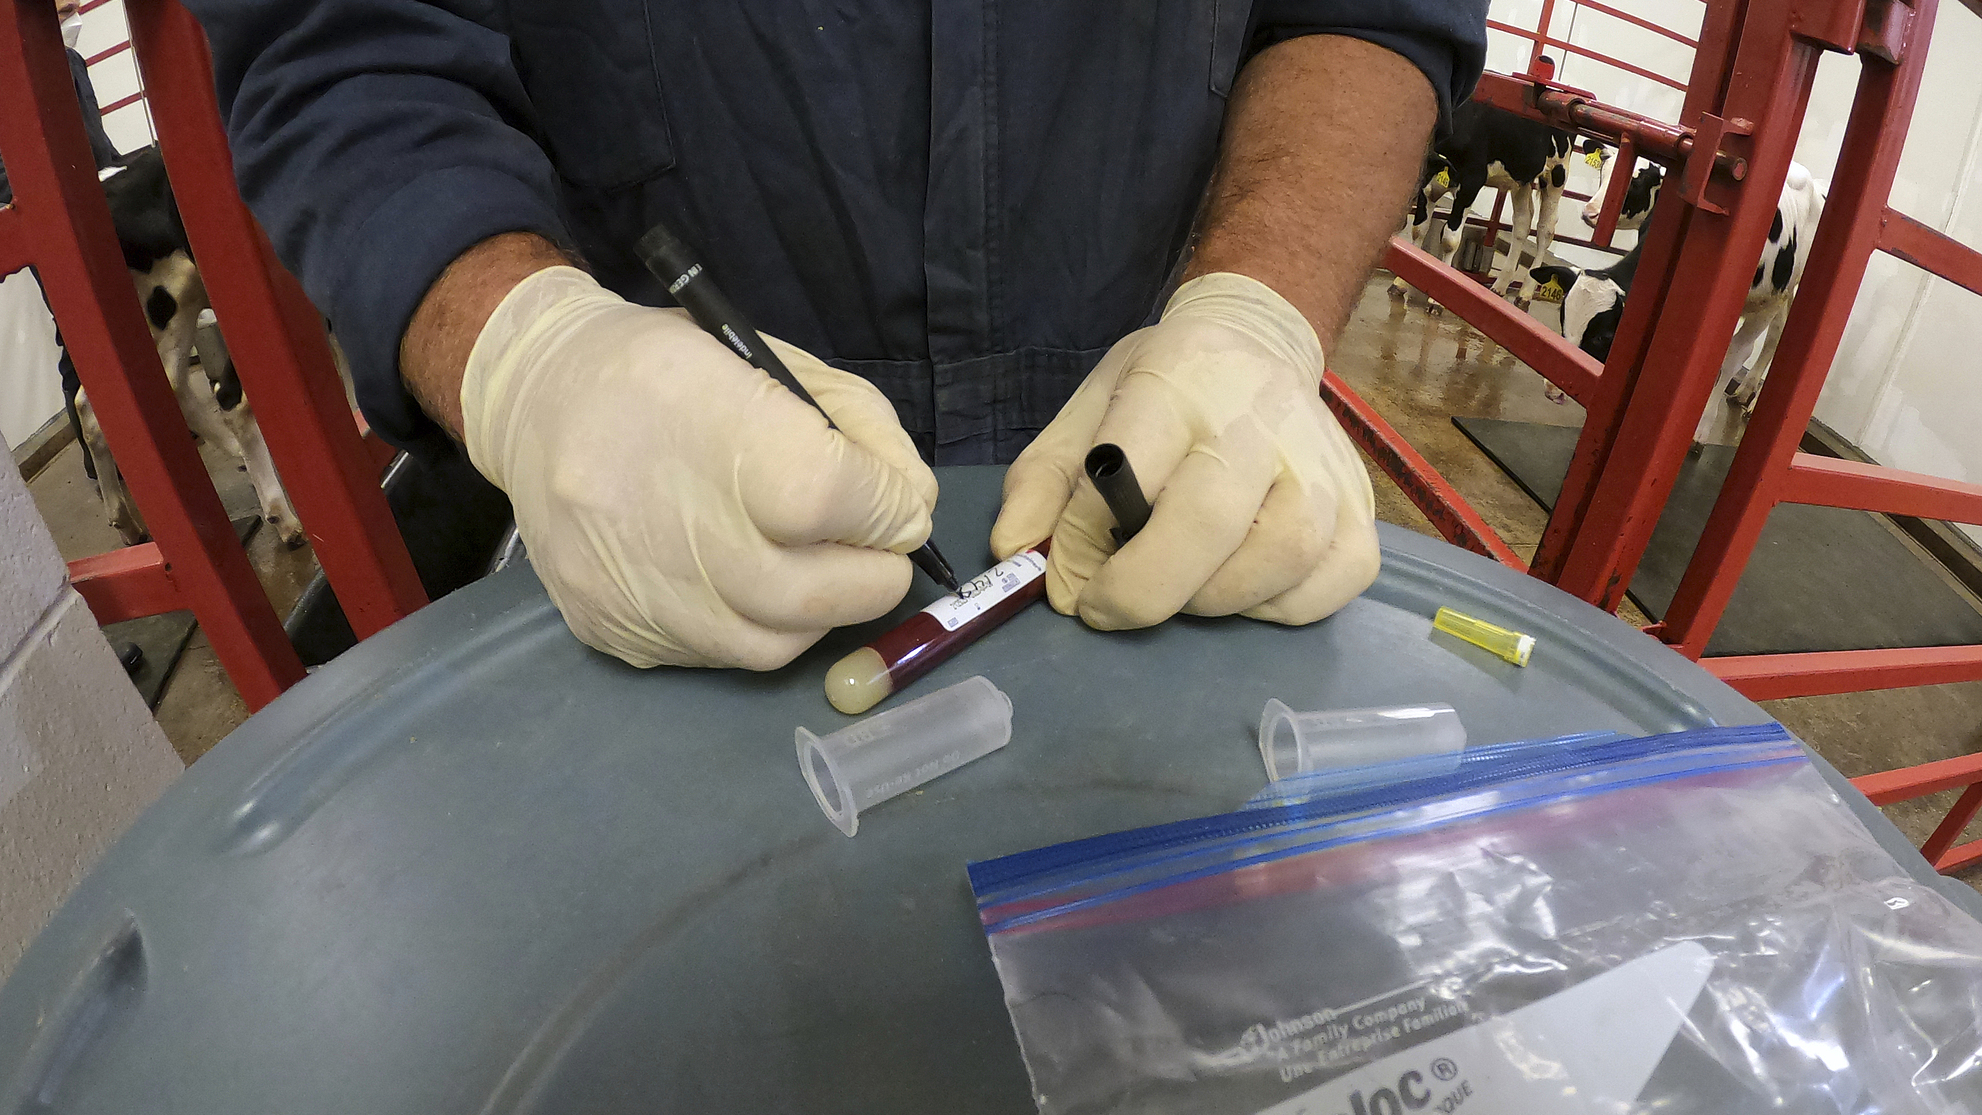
left=1185, top=35, right=1437, bottom=348
left=399, top=231, right=574, bottom=440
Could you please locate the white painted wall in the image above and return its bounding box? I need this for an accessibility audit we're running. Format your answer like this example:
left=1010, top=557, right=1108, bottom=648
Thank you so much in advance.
left=1, top=0, right=152, bottom=451
left=1798, top=24, right=1982, bottom=546
left=1484, top=1, right=1982, bottom=543
left=0, top=273, right=64, bottom=450
left=76, top=0, right=158, bottom=157
left=0, top=454, right=181, bottom=979
left=1487, top=0, right=1698, bottom=124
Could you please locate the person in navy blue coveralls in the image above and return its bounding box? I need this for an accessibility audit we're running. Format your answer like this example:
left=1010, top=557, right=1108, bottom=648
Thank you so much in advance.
left=184, top=1, right=1487, bottom=671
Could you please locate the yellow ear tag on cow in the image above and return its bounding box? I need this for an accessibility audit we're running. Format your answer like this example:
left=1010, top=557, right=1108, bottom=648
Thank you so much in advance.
left=1585, top=149, right=1605, bottom=168
left=1534, top=277, right=1565, bottom=303
left=1431, top=169, right=1451, bottom=190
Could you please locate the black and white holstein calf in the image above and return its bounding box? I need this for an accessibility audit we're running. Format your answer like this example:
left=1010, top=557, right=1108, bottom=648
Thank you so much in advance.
left=1394, top=100, right=1573, bottom=304
left=77, top=148, right=302, bottom=547
left=1531, top=162, right=1825, bottom=417
left=1581, top=147, right=1665, bottom=233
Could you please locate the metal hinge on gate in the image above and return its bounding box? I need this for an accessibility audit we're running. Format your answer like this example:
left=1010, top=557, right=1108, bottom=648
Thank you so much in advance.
left=1786, top=0, right=1915, bottom=58
left=1856, top=0, right=1914, bottom=62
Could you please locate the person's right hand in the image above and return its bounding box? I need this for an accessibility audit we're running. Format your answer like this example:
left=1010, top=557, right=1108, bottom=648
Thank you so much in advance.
left=460, top=266, right=938, bottom=669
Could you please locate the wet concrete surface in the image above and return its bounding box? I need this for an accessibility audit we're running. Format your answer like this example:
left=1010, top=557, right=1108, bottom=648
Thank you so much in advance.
left=1332, top=277, right=1655, bottom=627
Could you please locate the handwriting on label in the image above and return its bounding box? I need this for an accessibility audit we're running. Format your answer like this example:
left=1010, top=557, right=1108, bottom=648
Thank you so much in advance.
left=922, top=551, right=1047, bottom=632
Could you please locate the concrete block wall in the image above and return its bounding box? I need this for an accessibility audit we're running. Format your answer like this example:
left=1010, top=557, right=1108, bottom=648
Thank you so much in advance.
left=0, top=462, right=181, bottom=979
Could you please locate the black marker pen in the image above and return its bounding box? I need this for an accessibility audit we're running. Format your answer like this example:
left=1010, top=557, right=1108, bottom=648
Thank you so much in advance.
left=636, top=221, right=960, bottom=594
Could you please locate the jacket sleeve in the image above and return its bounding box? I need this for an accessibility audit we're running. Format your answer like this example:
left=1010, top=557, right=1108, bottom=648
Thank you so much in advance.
left=66, top=48, right=121, bottom=169
left=180, top=0, right=570, bottom=454
left=0, top=50, right=119, bottom=204
left=1252, top=0, right=1490, bottom=135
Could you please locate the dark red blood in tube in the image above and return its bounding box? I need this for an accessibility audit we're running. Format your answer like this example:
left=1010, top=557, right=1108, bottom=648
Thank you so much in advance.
left=824, top=543, right=1050, bottom=714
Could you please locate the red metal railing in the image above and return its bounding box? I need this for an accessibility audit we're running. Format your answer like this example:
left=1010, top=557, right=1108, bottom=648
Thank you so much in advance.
left=1489, top=19, right=1691, bottom=90
left=1490, top=0, right=1699, bottom=96
left=1572, top=0, right=1703, bottom=47
left=0, top=0, right=299, bottom=705
left=1385, top=235, right=1605, bottom=404
left=1391, top=0, right=1982, bottom=872
left=1633, top=0, right=1982, bottom=871
left=74, top=0, right=150, bottom=131
left=1, top=0, right=426, bottom=709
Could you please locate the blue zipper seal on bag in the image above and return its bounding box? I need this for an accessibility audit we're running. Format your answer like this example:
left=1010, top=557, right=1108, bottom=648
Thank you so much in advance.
left=975, top=727, right=1803, bottom=932
left=970, top=722, right=1793, bottom=896
left=971, top=723, right=1802, bottom=930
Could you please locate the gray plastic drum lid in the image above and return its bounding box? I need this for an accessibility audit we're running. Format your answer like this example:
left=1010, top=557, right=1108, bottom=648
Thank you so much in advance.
left=2, top=467, right=1971, bottom=1114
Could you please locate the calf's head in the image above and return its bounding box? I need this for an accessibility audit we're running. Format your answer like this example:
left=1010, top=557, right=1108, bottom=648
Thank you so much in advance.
left=1581, top=155, right=1664, bottom=231
left=1531, top=262, right=1626, bottom=362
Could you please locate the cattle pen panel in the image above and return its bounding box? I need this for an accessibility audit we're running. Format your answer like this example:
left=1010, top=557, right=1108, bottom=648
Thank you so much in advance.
left=1383, top=0, right=1982, bottom=873
left=0, top=0, right=299, bottom=706
left=127, top=0, right=427, bottom=643
left=1646, top=0, right=1982, bottom=872
left=1499, top=0, right=1702, bottom=93
left=1484, top=0, right=1701, bottom=248
left=1, top=0, right=426, bottom=710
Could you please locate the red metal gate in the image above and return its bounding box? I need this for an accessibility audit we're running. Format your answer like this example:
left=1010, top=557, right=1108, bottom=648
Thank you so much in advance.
left=1, top=0, right=425, bottom=710
left=1374, top=0, right=1982, bottom=872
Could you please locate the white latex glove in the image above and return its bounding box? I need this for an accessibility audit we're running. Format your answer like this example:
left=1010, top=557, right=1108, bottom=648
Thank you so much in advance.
left=990, top=272, right=1379, bottom=629
left=462, top=266, right=938, bottom=669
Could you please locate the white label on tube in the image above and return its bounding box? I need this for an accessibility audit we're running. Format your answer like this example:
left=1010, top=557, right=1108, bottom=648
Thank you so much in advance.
left=922, top=550, right=1047, bottom=632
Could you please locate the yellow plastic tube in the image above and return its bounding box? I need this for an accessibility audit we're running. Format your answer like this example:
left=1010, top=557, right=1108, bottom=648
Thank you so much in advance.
left=1433, top=606, right=1535, bottom=667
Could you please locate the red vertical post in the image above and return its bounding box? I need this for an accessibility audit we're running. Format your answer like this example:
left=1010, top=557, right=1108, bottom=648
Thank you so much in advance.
left=127, top=0, right=428, bottom=639
left=1529, top=0, right=1743, bottom=583
left=1659, top=0, right=1937, bottom=658
left=1542, top=0, right=1826, bottom=609
left=1530, top=0, right=1560, bottom=74
left=1530, top=184, right=1693, bottom=582
left=0, top=0, right=301, bottom=706
left=1591, top=135, right=1635, bottom=248
left=1920, top=781, right=1982, bottom=868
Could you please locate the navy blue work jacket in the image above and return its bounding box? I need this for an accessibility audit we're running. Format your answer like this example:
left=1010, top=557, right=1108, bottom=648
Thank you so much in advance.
left=186, top=0, right=1486, bottom=463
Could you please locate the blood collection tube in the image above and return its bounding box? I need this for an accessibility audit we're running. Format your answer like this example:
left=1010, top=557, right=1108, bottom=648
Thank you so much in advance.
left=824, top=444, right=1152, bottom=714
left=825, top=543, right=1051, bottom=715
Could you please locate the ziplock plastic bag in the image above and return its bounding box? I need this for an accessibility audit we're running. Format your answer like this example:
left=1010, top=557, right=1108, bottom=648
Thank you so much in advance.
left=968, top=724, right=1982, bottom=1114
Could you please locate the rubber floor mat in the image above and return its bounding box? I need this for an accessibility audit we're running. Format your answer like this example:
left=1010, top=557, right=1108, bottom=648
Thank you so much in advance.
left=1453, top=416, right=1982, bottom=657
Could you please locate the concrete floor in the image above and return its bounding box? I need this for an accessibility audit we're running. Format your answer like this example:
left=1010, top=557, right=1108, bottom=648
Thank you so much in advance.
left=20, top=272, right=1982, bottom=882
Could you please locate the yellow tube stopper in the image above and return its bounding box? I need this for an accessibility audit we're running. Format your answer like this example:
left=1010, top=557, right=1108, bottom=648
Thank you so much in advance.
left=1433, top=606, right=1535, bottom=667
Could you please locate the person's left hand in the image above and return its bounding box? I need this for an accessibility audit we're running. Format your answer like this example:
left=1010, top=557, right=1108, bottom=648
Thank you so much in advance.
left=989, top=272, right=1379, bottom=630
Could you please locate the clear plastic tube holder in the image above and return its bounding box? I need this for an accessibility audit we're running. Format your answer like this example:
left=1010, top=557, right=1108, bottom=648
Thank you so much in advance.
left=798, top=675, right=1013, bottom=836
left=1258, top=700, right=1466, bottom=784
